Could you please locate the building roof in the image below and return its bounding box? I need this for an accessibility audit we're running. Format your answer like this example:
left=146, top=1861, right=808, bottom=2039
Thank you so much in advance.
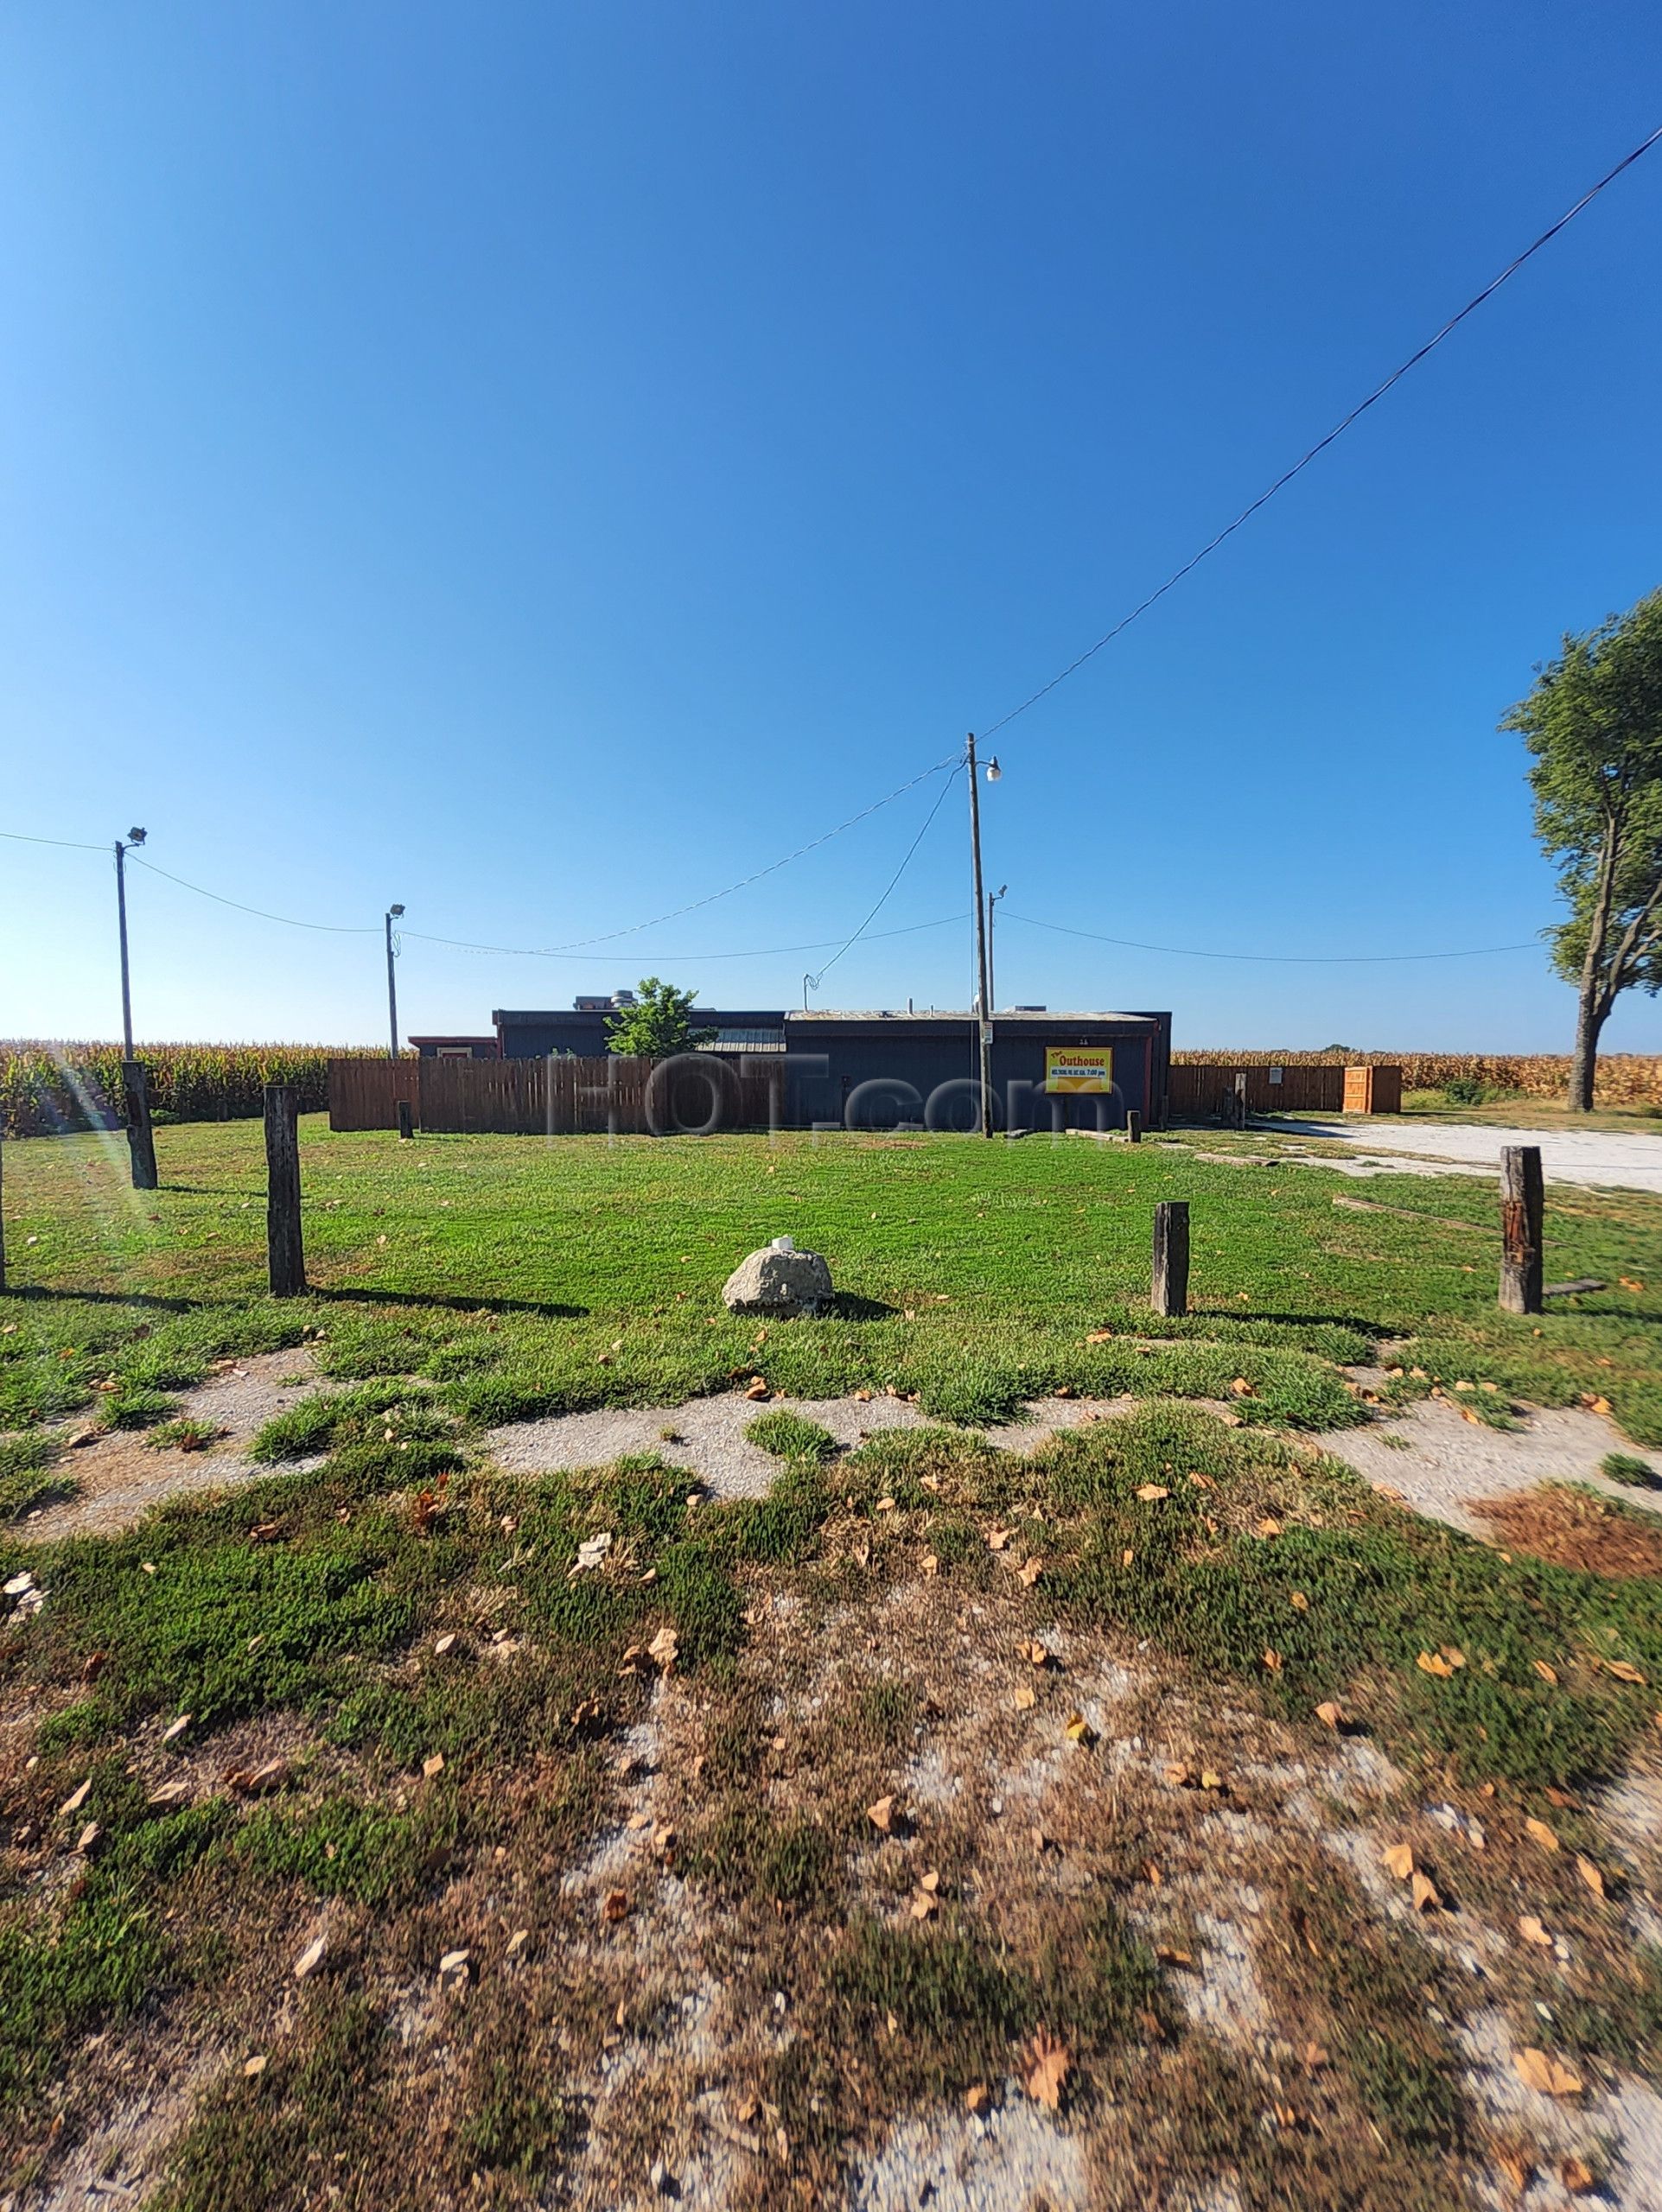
left=784, top=1008, right=1164, bottom=1024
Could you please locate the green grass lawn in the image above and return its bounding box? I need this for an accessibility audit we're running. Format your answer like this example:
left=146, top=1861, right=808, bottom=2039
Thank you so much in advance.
left=5, top=1118, right=1662, bottom=2208
left=3, top=1115, right=1661, bottom=1442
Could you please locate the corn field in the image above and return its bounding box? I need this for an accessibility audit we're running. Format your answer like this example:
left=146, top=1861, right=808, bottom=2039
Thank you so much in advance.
left=1173, top=1050, right=1662, bottom=1106
left=0, top=1042, right=387, bottom=1137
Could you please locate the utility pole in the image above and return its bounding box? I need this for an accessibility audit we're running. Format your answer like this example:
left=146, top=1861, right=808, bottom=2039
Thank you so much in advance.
left=987, top=884, right=1008, bottom=1019
left=114, top=828, right=147, bottom=1058
left=385, top=905, right=404, bottom=1060
left=965, top=735, right=996, bottom=1137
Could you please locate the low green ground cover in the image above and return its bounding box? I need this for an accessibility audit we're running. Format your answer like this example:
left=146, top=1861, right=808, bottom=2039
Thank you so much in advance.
left=3, top=1116, right=1659, bottom=1443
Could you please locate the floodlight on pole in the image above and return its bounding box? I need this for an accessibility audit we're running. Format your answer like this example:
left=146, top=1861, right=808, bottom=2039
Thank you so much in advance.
left=385, top=905, right=405, bottom=1061
left=113, top=828, right=150, bottom=1058
left=965, top=737, right=997, bottom=1137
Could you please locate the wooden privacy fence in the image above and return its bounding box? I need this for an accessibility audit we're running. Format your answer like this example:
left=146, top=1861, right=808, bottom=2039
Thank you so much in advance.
left=329, top=1054, right=784, bottom=1136
left=1167, top=1063, right=1401, bottom=1120
left=328, top=1058, right=421, bottom=1133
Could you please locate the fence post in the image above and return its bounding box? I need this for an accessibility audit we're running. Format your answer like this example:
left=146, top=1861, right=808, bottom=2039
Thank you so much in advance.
left=1500, top=1145, right=1543, bottom=1315
left=1125, top=1109, right=1142, bottom=1144
left=1151, top=1201, right=1189, bottom=1317
left=0, top=1123, right=6, bottom=1294
left=264, top=1084, right=306, bottom=1297
left=397, top=1099, right=414, bottom=1141
left=123, top=1060, right=159, bottom=1192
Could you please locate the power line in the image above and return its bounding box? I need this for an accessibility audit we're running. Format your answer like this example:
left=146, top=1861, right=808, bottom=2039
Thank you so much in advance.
left=979, top=123, right=1662, bottom=743
left=522, top=752, right=962, bottom=952
left=407, top=912, right=966, bottom=963
left=0, top=828, right=106, bottom=853
left=131, top=855, right=381, bottom=933
left=1002, top=909, right=1541, bottom=964
left=807, top=767, right=964, bottom=989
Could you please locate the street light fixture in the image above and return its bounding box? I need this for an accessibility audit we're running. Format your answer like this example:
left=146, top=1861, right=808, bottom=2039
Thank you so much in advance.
left=385, top=905, right=405, bottom=1061
left=988, top=885, right=1009, bottom=1014
left=114, top=828, right=150, bottom=1058
left=965, top=737, right=999, bottom=1136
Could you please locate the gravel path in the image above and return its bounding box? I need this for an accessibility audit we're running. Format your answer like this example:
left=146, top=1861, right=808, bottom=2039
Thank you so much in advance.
left=1317, top=1395, right=1662, bottom=1536
left=486, top=1391, right=1142, bottom=1497
left=1272, top=1117, right=1662, bottom=1194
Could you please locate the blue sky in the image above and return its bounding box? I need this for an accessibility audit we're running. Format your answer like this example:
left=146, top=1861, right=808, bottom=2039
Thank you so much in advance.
left=2, top=1, right=1659, bottom=1051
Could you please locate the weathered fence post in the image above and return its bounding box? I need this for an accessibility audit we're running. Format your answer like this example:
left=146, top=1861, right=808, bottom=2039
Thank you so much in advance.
left=1125, top=1110, right=1142, bottom=1145
left=1151, top=1200, right=1189, bottom=1318
left=123, top=1059, right=159, bottom=1192
left=397, top=1099, right=414, bottom=1141
left=264, top=1084, right=306, bottom=1297
left=1500, top=1145, right=1543, bottom=1315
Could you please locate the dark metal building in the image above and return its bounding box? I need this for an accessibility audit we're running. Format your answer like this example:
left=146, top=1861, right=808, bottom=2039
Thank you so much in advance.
left=491, top=1004, right=1171, bottom=1130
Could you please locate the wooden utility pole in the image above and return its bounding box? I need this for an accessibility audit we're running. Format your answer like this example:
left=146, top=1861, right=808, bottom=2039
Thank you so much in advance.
left=123, top=1060, right=158, bottom=1192
left=264, top=1084, right=306, bottom=1296
left=1500, top=1145, right=1544, bottom=1315
left=1151, top=1201, right=1189, bottom=1318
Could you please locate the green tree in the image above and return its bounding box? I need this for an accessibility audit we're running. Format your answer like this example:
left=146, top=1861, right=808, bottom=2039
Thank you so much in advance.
left=1502, top=589, right=1662, bottom=1112
left=604, top=978, right=716, bottom=1058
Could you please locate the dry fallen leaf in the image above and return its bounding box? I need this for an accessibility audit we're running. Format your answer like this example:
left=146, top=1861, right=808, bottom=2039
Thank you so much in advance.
left=1012, top=1684, right=1037, bottom=1711
left=1156, top=1945, right=1196, bottom=1968
left=1576, top=1853, right=1607, bottom=1901
left=75, top=1821, right=101, bottom=1854
left=867, top=1795, right=895, bottom=1834
left=1493, top=2147, right=1532, bottom=2194
left=920, top=1554, right=939, bottom=1578
left=434, top=1632, right=457, bottom=1656
left=1518, top=1915, right=1553, bottom=1948
left=1417, top=1650, right=1455, bottom=1679
left=294, top=1936, right=327, bottom=1980
left=986, top=1527, right=1014, bottom=1551
left=1315, top=1701, right=1343, bottom=1731
left=1289, top=1590, right=1309, bottom=1611
left=646, top=1624, right=679, bottom=1674
left=1230, top=1376, right=1253, bottom=1396
left=60, top=1779, right=92, bottom=1817
left=1086, top=1328, right=1114, bottom=1343
left=1136, top=1484, right=1169, bottom=1503
left=1410, top=1871, right=1440, bottom=1913
left=1017, top=1556, right=1044, bottom=1587
left=1382, top=1843, right=1416, bottom=1881
left=965, top=2082, right=992, bottom=2115
left=1533, top=1659, right=1558, bottom=1685
left=1064, top=1712, right=1097, bottom=1747
left=162, top=1713, right=193, bottom=1744
left=1608, top=1660, right=1647, bottom=1685
left=1163, top=1763, right=1193, bottom=1788
left=243, top=2054, right=267, bottom=2078
left=1199, top=1768, right=1224, bottom=1792
left=422, top=1753, right=445, bottom=1780
left=1017, top=1638, right=1052, bottom=1669
left=1253, top=1517, right=1283, bottom=1539
left=1262, top=1649, right=1283, bottom=1673
left=1525, top=1817, right=1560, bottom=1853
left=1121, top=1547, right=1135, bottom=1567
left=1024, top=2026, right=1072, bottom=2110
left=1559, top=2155, right=1597, bottom=2196
left=1512, top=2047, right=1582, bottom=2098
left=601, top=1889, right=631, bottom=1923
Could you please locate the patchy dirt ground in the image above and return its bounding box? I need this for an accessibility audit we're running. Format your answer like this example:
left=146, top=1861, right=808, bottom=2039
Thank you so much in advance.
left=485, top=1391, right=1148, bottom=1498
left=1317, top=1397, right=1662, bottom=1537
left=16, top=1351, right=325, bottom=1539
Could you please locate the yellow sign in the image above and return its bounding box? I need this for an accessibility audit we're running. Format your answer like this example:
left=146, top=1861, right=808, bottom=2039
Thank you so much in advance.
left=1045, top=1046, right=1114, bottom=1094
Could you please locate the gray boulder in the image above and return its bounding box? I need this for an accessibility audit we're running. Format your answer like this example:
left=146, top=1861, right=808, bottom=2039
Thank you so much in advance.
left=722, top=1236, right=833, bottom=1317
